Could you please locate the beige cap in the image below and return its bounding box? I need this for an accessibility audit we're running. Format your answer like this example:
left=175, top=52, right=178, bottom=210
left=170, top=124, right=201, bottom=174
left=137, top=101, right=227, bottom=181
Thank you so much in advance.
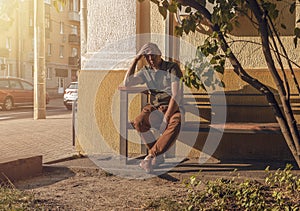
left=138, top=42, right=162, bottom=56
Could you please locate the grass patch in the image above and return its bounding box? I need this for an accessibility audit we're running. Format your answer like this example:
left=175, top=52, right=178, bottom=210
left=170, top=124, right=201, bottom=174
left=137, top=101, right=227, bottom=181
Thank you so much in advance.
left=0, top=182, right=64, bottom=210
left=145, top=164, right=300, bottom=210
left=0, top=183, right=40, bottom=210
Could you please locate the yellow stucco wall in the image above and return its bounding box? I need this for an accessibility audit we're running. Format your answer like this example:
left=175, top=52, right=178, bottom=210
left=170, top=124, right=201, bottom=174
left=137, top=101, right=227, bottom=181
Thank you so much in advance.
left=77, top=70, right=144, bottom=156
left=76, top=66, right=300, bottom=158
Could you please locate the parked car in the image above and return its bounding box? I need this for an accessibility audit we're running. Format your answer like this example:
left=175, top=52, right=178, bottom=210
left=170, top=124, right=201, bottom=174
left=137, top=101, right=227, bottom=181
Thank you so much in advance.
left=63, top=82, right=78, bottom=110
left=0, top=77, right=49, bottom=111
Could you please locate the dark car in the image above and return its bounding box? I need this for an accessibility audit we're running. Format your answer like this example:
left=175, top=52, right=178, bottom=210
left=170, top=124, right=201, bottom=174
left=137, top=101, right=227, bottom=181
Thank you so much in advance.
left=0, top=77, right=49, bottom=111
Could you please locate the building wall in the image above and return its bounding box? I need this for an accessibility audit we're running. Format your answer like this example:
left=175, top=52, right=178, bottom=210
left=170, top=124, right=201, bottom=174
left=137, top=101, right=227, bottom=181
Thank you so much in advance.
left=77, top=0, right=300, bottom=161
left=45, top=0, right=81, bottom=96
left=0, top=0, right=80, bottom=97
left=0, top=1, right=18, bottom=77
left=77, top=0, right=138, bottom=155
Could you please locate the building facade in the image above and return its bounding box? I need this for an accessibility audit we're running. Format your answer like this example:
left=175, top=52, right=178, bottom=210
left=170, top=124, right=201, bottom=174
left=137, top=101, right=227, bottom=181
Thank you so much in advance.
left=0, top=0, right=80, bottom=97
left=77, top=1, right=300, bottom=162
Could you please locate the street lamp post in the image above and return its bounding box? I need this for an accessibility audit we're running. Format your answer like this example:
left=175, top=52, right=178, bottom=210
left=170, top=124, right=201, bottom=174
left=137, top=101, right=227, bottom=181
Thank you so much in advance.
left=33, top=0, right=46, bottom=119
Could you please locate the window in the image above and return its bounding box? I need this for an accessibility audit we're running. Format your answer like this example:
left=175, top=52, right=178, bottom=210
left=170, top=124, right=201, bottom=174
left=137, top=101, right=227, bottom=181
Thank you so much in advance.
left=60, top=22, right=64, bottom=34
left=6, top=37, right=12, bottom=50
left=29, top=14, right=33, bottom=27
left=47, top=67, right=52, bottom=79
left=71, top=47, right=78, bottom=57
left=71, top=70, right=78, bottom=81
left=47, top=43, right=52, bottom=56
left=59, top=45, right=64, bottom=58
left=71, top=25, right=78, bottom=35
left=45, top=14, right=51, bottom=29
left=20, top=81, right=33, bottom=90
left=9, top=80, right=22, bottom=89
left=0, top=80, right=9, bottom=89
left=69, top=0, right=78, bottom=12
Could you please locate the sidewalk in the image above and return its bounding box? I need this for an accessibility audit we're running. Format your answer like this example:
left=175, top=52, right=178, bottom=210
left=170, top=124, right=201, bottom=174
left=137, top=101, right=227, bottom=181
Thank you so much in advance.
left=0, top=100, right=78, bottom=164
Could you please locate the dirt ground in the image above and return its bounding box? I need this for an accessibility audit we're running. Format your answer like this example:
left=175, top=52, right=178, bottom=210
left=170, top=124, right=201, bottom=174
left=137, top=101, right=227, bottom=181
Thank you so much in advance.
left=14, top=157, right=299, bottom=210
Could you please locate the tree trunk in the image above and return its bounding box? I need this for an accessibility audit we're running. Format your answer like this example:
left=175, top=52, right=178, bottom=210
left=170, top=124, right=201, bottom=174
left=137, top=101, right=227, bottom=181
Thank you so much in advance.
left=247, top=0, right=300, bottom=154
left=180, top=0, right=300, bottom=167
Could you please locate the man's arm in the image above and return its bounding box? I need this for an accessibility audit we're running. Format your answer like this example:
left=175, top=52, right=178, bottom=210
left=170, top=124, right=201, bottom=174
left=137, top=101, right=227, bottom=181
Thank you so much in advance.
left=124, top=55, right=144, bottom=87
left=164, top=81, right=182, bottom=122
left=159, top=81, right=182, bottom=133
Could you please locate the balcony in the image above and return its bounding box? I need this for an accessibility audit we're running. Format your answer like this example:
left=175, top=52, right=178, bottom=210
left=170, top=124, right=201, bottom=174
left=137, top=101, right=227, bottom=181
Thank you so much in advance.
left=69, top=11, right=80, bottom=22
left=68, top=34, right=80, bottom=44
left=69, top=56, right=79, bottom=66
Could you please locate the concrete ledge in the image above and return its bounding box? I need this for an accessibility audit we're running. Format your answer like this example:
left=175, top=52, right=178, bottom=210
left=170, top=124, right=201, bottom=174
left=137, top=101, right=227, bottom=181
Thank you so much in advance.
left=0, top=155, right=42, bottom=182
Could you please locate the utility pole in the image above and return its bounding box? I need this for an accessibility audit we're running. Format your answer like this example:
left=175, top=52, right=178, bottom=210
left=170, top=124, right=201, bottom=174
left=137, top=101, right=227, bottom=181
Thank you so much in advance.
left=80, top=0, right=87, bottom=56
left=33, top=0, right=46, bottom=119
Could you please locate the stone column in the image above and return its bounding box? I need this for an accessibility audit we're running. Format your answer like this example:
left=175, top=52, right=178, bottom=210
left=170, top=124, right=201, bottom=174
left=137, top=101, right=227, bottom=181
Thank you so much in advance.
left=77, top=1, right=140, bottom=155
left=83, top=0, right=137, bottom=70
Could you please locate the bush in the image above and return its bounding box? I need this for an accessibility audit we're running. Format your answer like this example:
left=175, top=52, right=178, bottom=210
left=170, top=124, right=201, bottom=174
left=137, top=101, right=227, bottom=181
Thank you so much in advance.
left=146, top=164, right=300, bottom=210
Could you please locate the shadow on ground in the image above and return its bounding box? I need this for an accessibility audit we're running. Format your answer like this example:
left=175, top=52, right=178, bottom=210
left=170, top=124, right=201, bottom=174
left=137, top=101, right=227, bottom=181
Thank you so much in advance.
left=15, top=156, right=300, bottom=188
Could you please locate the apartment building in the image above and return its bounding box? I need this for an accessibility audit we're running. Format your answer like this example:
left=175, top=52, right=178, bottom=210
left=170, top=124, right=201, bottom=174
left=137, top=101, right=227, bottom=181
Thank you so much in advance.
left=0, top=0, right=80, bottom=97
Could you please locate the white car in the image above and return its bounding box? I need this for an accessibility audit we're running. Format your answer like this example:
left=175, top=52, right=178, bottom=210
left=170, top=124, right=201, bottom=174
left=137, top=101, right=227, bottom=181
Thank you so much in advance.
left=63, top=82, right=78, bottom=110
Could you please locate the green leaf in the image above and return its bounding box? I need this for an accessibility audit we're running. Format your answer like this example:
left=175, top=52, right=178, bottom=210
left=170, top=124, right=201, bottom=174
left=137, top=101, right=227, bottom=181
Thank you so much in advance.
left=293, top=36, right=298, bottom=48
left=201, top=48, right=209, bottom=57
left=183, top=25, right=190, bottom=34
left=227, top=23, right=233, bottom=32
left=225, top=48, right=232, bottom=56
left=193, top=82, right=200, bottom=90
left=185, top=7, right=191, bottom=13
left=212, top=31, right=218, bottom=38
left=185, top=76, right=191, bottom=87
left=53, top=0, right=66, bottom=12
left=168, top=4, right=177, bottom=13
left=177, top=3, right=182, bottom=11
left=264, top=2, right=279, bottom=20
left=270, top=9, right=279, bottom=20
left=188, top=205, right=194, bottom=211
left=162, top=0, right=169, bottom=8
left=53, top=1, right=58, bottom=12
left=215, top=65, right=224, bottom=74
left=290, top=2, right=296, bottom=14
left=281, top=24, right=286, bottom=29
left=294, top=27, right=300, bottom=38
left=210, top=57, right=217, bottom=64
left=158, top=6, right=168, bottom=19
left=219, top=58, right=225, bottom=66
left=175, top=26, right=183, bottom=36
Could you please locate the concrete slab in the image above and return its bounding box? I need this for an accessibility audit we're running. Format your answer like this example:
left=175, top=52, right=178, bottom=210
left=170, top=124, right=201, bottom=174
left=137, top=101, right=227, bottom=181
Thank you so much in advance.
left=0, top=154, right=42, bottom=182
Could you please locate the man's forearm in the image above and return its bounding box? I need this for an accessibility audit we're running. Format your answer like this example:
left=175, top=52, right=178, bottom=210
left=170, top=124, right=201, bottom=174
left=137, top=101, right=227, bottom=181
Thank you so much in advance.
left=124, top=57, right=139, bottom=86
left=164, top=98, right=179, bottom=122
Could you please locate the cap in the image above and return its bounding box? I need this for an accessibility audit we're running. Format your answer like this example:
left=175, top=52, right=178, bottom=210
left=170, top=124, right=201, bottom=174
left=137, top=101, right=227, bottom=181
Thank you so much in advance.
left=138, top=43, right=162, bottom=56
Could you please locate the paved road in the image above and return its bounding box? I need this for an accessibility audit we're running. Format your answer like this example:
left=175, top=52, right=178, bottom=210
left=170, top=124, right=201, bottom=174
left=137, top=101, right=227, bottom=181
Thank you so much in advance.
left=0, top=98, right=78, bottom=163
